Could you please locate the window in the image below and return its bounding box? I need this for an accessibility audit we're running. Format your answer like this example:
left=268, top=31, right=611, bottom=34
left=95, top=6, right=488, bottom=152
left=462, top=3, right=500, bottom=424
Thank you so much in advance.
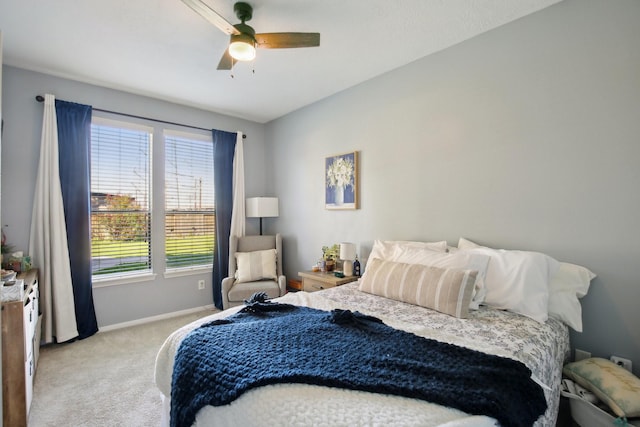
left=90, top=119, right=152, bottom=278
left=89, top=117, right=215, bottom=283
left=164, top=131, right=215, bottom=270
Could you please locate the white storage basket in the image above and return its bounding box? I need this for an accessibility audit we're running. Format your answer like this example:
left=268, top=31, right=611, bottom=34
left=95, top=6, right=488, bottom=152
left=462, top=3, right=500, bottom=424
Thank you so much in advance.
left=561, top=390, right=639, bottom=427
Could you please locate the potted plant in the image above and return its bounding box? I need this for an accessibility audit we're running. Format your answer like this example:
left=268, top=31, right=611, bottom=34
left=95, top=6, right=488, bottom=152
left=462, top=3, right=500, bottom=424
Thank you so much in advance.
left=1, top=230, right=15, bottom=268
left=322, top=244, right=339, bottom=272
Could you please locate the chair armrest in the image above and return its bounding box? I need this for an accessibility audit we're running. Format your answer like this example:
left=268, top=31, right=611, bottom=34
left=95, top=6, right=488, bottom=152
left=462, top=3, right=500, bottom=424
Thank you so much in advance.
left=221, top=277, right=236, bottom=310
left=278, top=275, right=286, bottom=296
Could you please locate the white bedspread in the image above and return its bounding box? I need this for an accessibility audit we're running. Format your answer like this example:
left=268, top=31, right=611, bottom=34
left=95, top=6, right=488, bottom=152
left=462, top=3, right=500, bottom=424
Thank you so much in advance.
left=155, top=283, right=570, bottom=427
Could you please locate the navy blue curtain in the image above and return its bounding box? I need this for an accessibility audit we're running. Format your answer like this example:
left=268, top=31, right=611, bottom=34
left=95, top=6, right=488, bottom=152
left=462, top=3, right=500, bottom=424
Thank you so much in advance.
left=56, top=100, right=98, bottom=340
left=212, top=130, right=237, bottom=309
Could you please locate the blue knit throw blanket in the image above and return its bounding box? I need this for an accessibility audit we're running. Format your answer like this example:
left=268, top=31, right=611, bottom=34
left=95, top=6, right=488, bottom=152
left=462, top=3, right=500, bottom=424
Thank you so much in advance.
left=171, top=298, right=546, bottom=427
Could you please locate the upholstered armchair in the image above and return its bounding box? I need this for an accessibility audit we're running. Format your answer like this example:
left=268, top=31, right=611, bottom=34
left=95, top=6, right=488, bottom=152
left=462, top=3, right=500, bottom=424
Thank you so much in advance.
left=221, top=234, right=286, bottom=309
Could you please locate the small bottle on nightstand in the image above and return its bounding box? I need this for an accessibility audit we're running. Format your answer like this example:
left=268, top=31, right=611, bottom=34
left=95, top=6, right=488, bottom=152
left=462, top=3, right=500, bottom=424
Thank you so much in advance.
left=353, top=255, right=361, bottom=277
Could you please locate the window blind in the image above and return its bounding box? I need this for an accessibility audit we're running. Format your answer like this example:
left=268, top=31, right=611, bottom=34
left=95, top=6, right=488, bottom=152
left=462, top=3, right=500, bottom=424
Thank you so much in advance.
left=90, top=121, right=152, bottom=277
left=164, top=132, right=215, bottom=270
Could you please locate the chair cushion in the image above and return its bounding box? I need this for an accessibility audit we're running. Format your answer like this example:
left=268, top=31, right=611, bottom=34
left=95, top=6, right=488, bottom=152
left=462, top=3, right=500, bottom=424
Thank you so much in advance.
left=227, top=280, right=281, bottom=303
left=236, top=235, right=277, bottom=253
left=235, top=249, right=277, bottom=283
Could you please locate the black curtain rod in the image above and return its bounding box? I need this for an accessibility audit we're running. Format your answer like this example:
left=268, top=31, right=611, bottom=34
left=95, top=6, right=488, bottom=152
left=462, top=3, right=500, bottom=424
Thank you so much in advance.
left=35, top=95, right=246, bottom=138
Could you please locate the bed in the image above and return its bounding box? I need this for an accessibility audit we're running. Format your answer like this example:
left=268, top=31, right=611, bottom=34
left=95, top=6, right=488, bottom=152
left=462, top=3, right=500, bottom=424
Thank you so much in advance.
left=155, top=238, right=594, bottom=427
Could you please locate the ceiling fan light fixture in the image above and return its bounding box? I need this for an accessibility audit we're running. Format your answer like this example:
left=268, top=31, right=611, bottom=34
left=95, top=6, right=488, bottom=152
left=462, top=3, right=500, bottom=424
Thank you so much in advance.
left=183, top=0, right=320, bottom=71
left=229, top=33, right=256, bottom=61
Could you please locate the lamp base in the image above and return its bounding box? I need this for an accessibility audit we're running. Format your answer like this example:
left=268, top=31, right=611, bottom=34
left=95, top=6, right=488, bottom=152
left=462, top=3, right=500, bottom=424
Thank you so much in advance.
left=343, top=260, right=354, bottom=276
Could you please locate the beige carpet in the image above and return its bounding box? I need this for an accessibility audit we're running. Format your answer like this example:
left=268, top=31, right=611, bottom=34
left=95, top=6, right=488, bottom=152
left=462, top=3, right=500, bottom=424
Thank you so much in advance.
left=28, top=309, right=217, bottom=427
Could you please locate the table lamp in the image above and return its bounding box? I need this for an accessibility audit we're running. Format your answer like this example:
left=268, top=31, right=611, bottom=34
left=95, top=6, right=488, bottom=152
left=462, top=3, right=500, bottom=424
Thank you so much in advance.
left=340, top=242, right=356, bottom=276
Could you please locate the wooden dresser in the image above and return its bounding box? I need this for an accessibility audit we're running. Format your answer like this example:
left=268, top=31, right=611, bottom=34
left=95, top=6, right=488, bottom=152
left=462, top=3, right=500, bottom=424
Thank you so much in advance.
left=2, top=269, right=41, bottom=427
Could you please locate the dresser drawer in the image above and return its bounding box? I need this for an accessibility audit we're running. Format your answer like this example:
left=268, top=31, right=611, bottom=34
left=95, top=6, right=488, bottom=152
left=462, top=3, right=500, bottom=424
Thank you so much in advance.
left=303, top=277, right=336, bottom=292
left=23, top=295, right=36, bottom=355
left=25, top=356, right=34, bottom=414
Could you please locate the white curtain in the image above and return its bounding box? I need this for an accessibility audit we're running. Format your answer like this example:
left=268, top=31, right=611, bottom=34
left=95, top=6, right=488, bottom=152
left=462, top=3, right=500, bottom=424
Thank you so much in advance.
left=29, top=94, right=78, bottom=343
left=229, top=132, right=245, bottom=237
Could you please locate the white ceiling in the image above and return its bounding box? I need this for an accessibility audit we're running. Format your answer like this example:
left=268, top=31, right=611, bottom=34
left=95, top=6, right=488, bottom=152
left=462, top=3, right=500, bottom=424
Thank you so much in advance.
left=0, top=0, right=562, bottom=123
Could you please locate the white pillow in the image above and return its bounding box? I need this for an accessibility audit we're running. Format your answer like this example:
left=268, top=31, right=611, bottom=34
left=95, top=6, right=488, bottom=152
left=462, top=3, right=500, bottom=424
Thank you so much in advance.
left=368, top=239, right=447, bottom=263
left=547, top=262, right=596, bottom=331
left=364, top=246, right=490, bottom=309
left=235, top=249, right=277, bottom=283
left=457, top=238, right=560, bottom=323
left=457, top=237, right=481, bottom=251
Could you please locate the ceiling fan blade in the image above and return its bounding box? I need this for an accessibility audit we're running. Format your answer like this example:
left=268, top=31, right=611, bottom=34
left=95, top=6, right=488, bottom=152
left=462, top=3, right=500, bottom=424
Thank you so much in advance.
left=255, top=33, right=320, bottom=49
left=217, top=49, right=234, bottom=70
left=181, top=0, right=240, bottom=35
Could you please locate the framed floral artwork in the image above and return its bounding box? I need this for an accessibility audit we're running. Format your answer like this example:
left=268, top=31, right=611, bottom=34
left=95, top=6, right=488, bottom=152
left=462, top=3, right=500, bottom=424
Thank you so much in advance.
left=325, top=151, right=359, bottom=210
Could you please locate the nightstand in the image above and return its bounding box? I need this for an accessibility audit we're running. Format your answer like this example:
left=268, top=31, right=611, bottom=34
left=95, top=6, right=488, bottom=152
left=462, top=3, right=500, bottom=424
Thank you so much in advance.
left=298, top=271, right=358, bottom=292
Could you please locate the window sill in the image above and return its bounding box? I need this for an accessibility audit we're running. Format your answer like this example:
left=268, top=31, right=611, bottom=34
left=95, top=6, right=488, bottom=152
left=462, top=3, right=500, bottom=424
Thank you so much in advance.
left=164, top=267, right=212, bottom=279
left=93, top=272, right=157, bottom=288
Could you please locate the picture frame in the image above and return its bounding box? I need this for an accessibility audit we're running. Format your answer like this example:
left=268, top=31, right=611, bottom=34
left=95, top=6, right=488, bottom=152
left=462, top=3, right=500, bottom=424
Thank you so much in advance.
left=325, top=151, right=359, bottom=210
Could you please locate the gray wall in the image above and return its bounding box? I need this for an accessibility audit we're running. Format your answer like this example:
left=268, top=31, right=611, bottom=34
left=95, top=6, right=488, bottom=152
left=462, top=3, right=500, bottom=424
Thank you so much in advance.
left=266, top=0, right=640, bottom=374
left=1, top=66, right=267, bottom=326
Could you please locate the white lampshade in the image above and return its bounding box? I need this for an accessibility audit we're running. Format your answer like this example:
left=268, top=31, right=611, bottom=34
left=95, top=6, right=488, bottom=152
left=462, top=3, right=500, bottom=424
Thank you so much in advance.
left=246, top=197, right=279, bottom=218
left=340, top=243, right=356, bottom=261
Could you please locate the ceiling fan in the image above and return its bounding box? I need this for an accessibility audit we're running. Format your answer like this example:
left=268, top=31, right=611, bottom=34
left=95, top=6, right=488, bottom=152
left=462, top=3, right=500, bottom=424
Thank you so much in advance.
left=181, top=0, right=321, bottom=70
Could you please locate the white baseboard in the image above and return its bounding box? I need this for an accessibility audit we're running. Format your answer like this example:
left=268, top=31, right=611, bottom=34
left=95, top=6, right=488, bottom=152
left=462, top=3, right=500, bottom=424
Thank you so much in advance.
left=98, top=304, right=217, bottom=333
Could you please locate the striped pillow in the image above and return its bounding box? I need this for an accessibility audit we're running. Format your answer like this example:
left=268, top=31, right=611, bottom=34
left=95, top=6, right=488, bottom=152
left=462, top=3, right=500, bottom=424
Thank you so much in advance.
left=235, top=249, right=277, bottom=283
left=358, top=258, right=477, bottom=318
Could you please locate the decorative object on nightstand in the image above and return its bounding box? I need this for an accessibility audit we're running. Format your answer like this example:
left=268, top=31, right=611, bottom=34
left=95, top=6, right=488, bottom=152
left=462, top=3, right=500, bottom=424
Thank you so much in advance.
left=321, top=244, right=339, bottom=272
left=340, top=242, right=356, bottom=277
left=298, top=270, right=358, bottom=292
left=246, top=197, right=279, bottom=235
left=353, top=254, right=361, bottom=277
